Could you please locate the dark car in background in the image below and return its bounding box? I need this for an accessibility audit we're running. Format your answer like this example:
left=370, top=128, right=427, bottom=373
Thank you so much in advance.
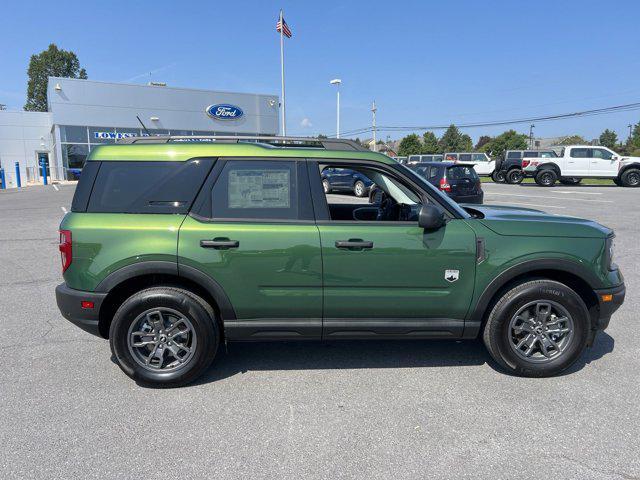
left=496, top=149, right=558, bottom=184
left=407, top=162, right=484, bottom=204
left=322, top=167, right=374, bottom=197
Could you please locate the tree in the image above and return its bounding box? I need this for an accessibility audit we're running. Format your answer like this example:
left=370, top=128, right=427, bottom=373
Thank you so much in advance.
left=627, top=120, right=640, bottom=152
left=25, top=44, right=87, bottom=112
left=598, top=129, right=618, bottom=150
left=475, top=135, right=492, bottom=150
left=480, top=130, right=528, bottom=158
left=459, top=134, right=473, bottom=152
left=421, top=131, right=439, bottom=154
left=398, top=134, right=422, bottom=156
left=437, top=124, right=468, bottom=153
left=558, top=135, right=587, bottom=146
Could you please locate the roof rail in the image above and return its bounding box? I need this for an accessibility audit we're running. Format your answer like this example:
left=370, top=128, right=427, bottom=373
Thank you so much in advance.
left=116, top=135, right=368, bottom=152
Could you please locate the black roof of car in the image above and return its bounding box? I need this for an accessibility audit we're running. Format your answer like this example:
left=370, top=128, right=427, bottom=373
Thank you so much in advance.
left=409, top=162, right=476, bottom=168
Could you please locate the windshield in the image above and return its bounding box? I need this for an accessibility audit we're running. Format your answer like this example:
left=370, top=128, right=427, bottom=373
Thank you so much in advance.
left=393, top=163, right=470, bottom=218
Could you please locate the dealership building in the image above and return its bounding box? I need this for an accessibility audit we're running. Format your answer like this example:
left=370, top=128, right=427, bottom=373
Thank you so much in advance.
left=0, top=77, right=280, bottom=187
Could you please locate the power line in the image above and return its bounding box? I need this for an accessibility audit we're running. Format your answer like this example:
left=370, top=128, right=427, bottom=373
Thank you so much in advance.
left=335, top=101, right=640, bottom=138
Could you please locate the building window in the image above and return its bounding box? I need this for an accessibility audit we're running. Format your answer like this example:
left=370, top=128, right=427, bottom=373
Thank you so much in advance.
left=60, top=126, right=88, bottom=143
left=63, top=144, right=89, bottom=172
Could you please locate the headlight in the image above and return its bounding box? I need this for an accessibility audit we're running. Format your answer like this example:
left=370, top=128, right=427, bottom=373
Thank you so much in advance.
left=605, top=236, right=616, bottom=270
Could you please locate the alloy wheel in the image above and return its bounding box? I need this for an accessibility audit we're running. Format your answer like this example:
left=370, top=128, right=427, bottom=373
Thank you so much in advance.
left=627, top=171, right=640, bottom=186
left=508, top=301, right=574, bottom=363
left=354, top=181, right=365, bottom=196
left=127, top=308, right=197, bottom=372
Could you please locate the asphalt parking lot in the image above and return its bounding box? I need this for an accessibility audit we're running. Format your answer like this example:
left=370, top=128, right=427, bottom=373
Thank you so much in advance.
left=1, top=182, right=638, bottom=479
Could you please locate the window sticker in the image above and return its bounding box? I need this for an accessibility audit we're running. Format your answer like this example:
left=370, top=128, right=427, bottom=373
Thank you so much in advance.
left=228, top=169, right=291, bottom=208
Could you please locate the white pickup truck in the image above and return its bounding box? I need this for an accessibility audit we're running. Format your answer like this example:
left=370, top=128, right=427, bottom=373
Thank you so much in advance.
left=522, top=145, right=640, bottom=187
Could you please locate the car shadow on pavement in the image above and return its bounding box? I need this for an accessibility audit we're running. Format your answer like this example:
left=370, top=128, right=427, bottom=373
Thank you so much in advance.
left=517, top=183, right=617, bottom=188
left=185, top=332, right=614, bottom=386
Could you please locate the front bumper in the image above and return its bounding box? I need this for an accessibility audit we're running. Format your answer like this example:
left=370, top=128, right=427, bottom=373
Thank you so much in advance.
left=55, top=283, right=107, bottom=337
left=592, top=283, right=626, bottom=331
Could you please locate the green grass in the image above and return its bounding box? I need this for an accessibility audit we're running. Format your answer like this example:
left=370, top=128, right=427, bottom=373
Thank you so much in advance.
left=481, top=177, right=614, bottom=185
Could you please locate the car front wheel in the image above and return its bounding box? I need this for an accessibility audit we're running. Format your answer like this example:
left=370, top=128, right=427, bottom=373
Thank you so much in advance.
left=483, top=280, right=589, bottom=377
left=506, top=169, right=524, bottom=184
left=621, top=168, right=640, bottom=187
left=491, top=170, right=505, bottom=183
left=109, top=287, right=219, bottom=387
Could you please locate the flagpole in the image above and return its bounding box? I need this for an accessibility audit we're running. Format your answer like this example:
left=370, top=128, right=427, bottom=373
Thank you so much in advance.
left=279, top=9, right=286, bottom=136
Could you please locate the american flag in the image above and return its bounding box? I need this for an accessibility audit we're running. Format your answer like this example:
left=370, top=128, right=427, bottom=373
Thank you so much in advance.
left=276, top=13, right=292, bottom=38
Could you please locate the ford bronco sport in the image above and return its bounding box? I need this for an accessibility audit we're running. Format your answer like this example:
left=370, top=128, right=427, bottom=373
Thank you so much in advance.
left=56, top=136, right=625, bottom=387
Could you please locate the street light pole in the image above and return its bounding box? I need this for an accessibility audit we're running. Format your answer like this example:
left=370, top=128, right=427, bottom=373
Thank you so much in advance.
left=330, top=79, right=341, bottom=138
left=371, top=101, right=377, bottom=152
left=629, top=124, right=633, bottom=141
left=529, top=124, right=535, bottom=149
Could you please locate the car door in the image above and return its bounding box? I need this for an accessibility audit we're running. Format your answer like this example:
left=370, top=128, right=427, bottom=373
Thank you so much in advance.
left=178, top=158, right=323, bottom=339
left=566, top=147, right=591, bottom=176
left=471, top=153, right=491, bottom=175
left=590, top=147, right=618, bottom=176
left=309, top=160, right=477, bottom=339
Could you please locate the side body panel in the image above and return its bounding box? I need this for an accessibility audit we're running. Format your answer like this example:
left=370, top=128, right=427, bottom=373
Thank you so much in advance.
left=178, top=216, right=323, bottom=338
left=61, top=213, right=183, bottom=291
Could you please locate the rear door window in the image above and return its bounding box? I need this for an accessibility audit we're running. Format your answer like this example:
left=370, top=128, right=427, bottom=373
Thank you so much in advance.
left=472, top=153, right=486, bottom=162
left=459, top=154, right=472, bottom=162
left=570, top=148, right=590, bottom=158
left=209, top=160, right=312, bottom=220
left=524, top=151, right=538, bottom=157
left=86, top=159, right=214, bottom=214
left=507, top=151, right=522, bottom=159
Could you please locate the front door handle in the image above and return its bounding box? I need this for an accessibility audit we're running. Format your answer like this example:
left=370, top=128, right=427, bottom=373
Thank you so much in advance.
left=335, top=239, right=374, bottom=250
left=200, top=238, right=240, bottom=249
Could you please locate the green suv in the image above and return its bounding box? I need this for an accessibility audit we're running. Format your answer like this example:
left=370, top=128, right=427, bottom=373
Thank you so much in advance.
left=55, top=136, right=625, bottom=386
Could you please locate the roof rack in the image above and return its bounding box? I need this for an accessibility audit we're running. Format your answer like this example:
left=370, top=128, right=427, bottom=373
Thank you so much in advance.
left=116, top=135, right=368, bottom=152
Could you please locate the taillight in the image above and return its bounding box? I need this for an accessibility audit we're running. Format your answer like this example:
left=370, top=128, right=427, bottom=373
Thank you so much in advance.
left=522, top=160, right=530, bottom=168
left=439, top=178, right=451, bottom=192
left=59, top=229, right=72, bottom=273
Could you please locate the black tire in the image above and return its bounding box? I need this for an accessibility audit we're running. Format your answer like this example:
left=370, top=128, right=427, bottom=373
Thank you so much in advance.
left=353, top=180, right=366, bottom=197
left=559, top=178, right=581, bottom=185
left=620, top=168, right=640, bottom=187
left=506, top=169, right=524, bottom=184
left=483, top=280, right=589, bottom=377
left=491, top=170, right=505, bottom=183
left=322, top=179, right=331, bottom=194
left=109, top=287, right=219, bottom=387
left=535, top=169, right=557, bottom=187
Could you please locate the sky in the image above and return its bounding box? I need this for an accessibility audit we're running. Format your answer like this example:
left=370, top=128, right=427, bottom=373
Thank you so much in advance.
left=1, top=0, right=640, bottom=143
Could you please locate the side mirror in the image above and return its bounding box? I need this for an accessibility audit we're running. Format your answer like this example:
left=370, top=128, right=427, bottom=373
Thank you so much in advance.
left=612, top=155, right=618, bottom=161
left=418, top=204, right=446, bottom=230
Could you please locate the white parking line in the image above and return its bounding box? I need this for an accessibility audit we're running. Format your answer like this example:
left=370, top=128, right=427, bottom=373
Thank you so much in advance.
left=554, top=190, right=602, bottom=195
left=60, top=206, right=67, bottom=214
left=485, top=201, right=566, bottom=209
left=486, top=192, right=613, bottom=203
left=52, top=184, right=59, bottom=191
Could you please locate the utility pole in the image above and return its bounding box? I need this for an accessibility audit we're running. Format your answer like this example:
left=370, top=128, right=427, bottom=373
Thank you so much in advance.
left=629, top=124, right=633, bottom=141
left=371, top=101, right=377, bottom=152
left=529, top=124, right=535, bottom=149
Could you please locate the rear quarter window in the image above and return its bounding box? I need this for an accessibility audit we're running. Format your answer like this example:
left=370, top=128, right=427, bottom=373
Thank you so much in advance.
left=85, top=159, right=214, bottom=214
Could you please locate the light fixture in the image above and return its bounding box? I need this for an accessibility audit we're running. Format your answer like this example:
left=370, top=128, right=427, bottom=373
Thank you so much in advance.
left=268, top=99, right=277, bottom=107
left=54, top=83, right=62, bottom=91
left=150, top=116, right=159, bottom=121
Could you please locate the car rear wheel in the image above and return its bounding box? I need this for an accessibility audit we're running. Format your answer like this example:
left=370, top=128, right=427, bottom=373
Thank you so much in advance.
left=322, top=179, right=331, bottom=194
left=109, top=287, right=219, bottom=387
left=506, top=169, right=524, bottom=184
left=491, top=170, right=505, bottom=183
left=483, top=280, right=589, bottom=377
left=535, top=169, right=557, bottom=187
left=354, top=180, right=366, bottom=197
left=621, top=168, right=640, bottom=187
left=560, top=178, right=581, bottom=185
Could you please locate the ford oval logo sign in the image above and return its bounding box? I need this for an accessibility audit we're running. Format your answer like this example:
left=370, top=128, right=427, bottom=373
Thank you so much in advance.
left=206, top=104, right=244, bottom=120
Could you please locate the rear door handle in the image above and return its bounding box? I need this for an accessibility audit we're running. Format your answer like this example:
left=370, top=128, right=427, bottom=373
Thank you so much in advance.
left=200, top=239, right=239, bottom=249
left=335, top=239, right=374, bottom=249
